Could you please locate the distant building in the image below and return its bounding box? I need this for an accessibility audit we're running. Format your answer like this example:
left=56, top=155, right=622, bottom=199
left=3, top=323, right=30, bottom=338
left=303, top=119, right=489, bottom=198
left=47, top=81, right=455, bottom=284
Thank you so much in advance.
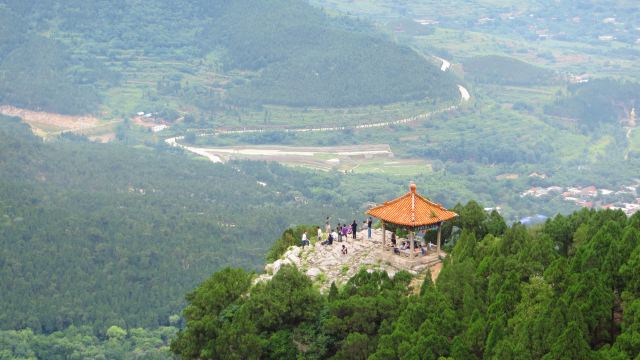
left=151, top=124, right=168, bottom=133
left=528, top=172, right=548, bottom=179
left=581, top=186, right=598, bottom=197
left=547, top=186, right=563, bottom=193
left=577, top=200, right=593, bottom=208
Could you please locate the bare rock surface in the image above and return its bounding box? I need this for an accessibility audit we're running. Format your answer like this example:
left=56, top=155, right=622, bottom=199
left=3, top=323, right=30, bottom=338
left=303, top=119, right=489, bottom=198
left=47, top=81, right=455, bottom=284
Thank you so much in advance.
left=259, top=228, right=445, bottom=292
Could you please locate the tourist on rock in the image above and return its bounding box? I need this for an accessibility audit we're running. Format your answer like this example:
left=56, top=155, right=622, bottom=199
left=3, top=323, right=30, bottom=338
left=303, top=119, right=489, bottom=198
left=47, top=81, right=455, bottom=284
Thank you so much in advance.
left=331, top=230, right=338, bottom=245
left=391, top=232, right=397, bottom=246
left=351, top=220, right=357, bottom=239
left=341, top=244, right=348, bottom=255
left=341, top=224, right=348, bottom=241
left=317, top=226, right=322, bottom=243
left=337, top=226, right=343, bottom=242
left=301, top=231, right=309, bottom=249
left=367, top=217, right=373, bottom=239
left=325, top=217, right=331, bottom=240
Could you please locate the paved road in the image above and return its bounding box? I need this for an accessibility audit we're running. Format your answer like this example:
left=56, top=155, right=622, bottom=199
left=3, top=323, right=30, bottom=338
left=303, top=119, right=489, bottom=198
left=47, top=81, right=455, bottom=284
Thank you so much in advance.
left=166, top=56, right=471, bottom=161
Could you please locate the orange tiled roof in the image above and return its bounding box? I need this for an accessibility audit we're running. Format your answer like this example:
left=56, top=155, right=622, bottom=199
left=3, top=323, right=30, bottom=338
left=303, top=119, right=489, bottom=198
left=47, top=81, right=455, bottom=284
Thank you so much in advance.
left=366, top=183, right=457, bottom=227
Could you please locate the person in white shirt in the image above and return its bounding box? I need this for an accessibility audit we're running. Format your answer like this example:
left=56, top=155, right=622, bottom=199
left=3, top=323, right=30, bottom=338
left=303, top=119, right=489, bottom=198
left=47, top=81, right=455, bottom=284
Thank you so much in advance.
left=301, top=231, right=309, bottom=249
left=331, top=230, right=338, bottom=245
left=317, top=226, right=322, bottom=243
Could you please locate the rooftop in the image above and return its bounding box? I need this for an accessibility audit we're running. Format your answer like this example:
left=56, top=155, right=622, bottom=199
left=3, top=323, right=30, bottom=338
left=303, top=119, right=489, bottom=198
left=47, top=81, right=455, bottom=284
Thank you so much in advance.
left=367, top=183, right=457, bottom=227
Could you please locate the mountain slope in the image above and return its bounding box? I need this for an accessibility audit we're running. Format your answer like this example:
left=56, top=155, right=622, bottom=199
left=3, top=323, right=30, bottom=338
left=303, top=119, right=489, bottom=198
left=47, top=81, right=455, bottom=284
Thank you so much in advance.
left=0, top=116, right=348, bottom=333
left=0, top=0, right=459, bottom=114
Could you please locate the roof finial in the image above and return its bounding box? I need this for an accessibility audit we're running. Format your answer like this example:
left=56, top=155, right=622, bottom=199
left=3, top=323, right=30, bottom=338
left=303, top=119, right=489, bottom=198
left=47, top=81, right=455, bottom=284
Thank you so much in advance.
left=410, top=182, right=416, bottom=193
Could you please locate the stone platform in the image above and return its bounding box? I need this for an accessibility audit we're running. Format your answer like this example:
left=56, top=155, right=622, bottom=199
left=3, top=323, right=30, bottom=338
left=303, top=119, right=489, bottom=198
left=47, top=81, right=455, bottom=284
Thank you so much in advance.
left=257, top=228, right=445, bottom=292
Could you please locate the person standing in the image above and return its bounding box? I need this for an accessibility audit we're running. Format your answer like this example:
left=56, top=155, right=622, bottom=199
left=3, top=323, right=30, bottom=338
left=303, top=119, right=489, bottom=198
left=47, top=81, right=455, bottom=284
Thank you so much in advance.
left=301, top=231, right=309, bottom=249
left=325, top=217, right=331, bottom=240
left=337, top=226, right=343, bottom=242
left=367, top=217, right=373, bottom=239
left=317, top=226, right=322, bottom=244
left=351, top=220, right=357, bottom=240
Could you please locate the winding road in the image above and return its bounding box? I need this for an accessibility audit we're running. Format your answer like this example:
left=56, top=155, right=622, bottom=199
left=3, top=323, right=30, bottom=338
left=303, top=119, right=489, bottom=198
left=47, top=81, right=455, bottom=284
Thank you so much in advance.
left=166, top=57, right=470, bottom=163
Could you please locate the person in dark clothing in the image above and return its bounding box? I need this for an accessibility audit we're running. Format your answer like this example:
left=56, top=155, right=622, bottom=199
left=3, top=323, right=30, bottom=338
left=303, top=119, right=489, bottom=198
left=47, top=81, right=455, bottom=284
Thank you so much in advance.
left=391, top=232, right=397, bottom=246
left=367, top=217, right=373, bottom=239
left=351, top=220, right=357, bottom=239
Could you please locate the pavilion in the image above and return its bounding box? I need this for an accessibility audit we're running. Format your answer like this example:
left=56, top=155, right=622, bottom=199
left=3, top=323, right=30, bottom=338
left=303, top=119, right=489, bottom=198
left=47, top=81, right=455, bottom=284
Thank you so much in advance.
left=366, top=183, right=458, bottom=257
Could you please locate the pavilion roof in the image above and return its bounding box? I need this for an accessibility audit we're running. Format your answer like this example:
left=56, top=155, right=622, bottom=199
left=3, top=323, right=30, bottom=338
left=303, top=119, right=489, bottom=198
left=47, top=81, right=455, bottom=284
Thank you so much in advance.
left=366, top=183, right=457, bottom=228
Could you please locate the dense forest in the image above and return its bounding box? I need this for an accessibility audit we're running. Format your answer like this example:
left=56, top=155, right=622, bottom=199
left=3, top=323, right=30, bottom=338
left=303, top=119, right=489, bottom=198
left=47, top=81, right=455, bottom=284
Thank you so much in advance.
left=172, top=202, right=640, bottom=360
left=0, top=0, right=458, bottom=114
left=0, top=7, right=111, bottom=114
left=0, top=116, right=356, bottom=334
left=462, top=55, right=557, bottom=86
left=0, top=326, right=176, bottom=359
left=546, top=78, right=640, bottom=131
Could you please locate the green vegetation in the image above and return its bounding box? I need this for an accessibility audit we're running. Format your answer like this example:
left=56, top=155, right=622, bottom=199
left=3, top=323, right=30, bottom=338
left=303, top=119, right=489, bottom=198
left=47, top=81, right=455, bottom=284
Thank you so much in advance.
left=171, top=265, right=413, bottom=359
left=0, top=7, right=111, bottom=114
left=0, top=116, right=353, bottom=334
left=0, top=326, right=176, bottom=360
left=0, top=0, right=458, bottom=117
left=463, top=55, right=557, bottom=86
left=172, top=204, right=640, bottom=359
left=546, top=78, right=640, bottom=130
left=266, top=225, right=318, bottom=262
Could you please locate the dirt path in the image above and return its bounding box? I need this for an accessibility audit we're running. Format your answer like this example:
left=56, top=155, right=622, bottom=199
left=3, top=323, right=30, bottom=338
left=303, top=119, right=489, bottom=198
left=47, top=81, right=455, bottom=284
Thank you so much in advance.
left=0, top=105, right=119, bottom=138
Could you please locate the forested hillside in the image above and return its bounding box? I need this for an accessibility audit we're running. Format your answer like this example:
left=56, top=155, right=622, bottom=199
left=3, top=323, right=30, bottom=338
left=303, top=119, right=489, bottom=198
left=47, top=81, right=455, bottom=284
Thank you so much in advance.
left=0, top=116, right=352, bottom=334
left=172, top=203, right=640, bottom=359
left=0, top=0, right=458, bottom=114
left=546, top=78, right=640, bottom=131
left=463, top=55, right=557, bottom=86
left=0, top=7, right=111, bottom=114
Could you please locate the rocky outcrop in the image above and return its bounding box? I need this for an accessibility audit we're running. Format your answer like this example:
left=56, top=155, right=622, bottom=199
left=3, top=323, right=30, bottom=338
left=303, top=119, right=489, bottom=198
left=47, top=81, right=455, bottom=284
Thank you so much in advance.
left=256, top=229, right=444, bottom=292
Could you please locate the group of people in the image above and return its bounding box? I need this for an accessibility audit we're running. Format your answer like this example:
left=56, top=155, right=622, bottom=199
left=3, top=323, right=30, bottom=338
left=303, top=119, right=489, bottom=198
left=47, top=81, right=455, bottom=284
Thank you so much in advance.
left=301, top=216, right=375, bottom=251
left=303, top=217, right=437, bottom=258
left=392, top=238, right=437, bottom=256
left=322, top=216, right=374, bottom=243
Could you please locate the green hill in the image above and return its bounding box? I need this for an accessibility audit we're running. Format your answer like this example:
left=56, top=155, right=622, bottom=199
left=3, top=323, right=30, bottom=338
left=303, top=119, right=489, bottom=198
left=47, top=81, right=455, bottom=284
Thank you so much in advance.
left=0, top=7, right=112, bottom=114
left=0, top=0, right=458, bottom=114
left=463, top=55, right=557, bottom=86
left=545, top=78, right=640, bottom=131
left=0, top=116, right=351, bottom=333
left=172, top=204, right=640, bottom=359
